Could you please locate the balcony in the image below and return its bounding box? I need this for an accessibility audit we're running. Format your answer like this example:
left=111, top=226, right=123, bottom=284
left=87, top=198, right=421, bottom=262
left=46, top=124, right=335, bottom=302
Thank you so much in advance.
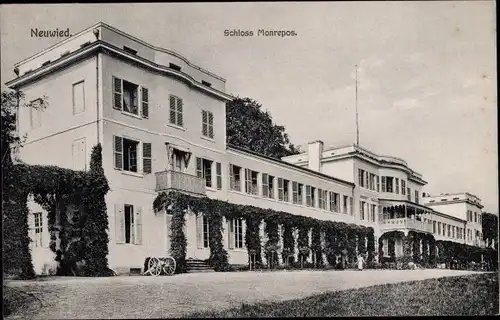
left=155, top=170, right=206, bottom=196
left=379, top=218, right=433, bottom=234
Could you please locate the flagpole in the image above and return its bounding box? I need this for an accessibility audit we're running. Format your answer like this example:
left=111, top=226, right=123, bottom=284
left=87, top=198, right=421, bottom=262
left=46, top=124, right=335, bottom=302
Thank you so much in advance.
left=355, top=64, right=360, bottom=146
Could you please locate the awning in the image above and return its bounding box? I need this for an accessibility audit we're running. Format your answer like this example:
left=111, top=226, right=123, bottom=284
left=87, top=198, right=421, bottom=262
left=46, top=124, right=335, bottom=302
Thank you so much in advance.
left=166, top=142, right=191, bottom=154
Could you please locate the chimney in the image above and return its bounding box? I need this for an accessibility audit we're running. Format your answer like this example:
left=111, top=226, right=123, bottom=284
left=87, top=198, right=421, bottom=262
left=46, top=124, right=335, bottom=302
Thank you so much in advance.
left=307, top=140, right=323, bottom=172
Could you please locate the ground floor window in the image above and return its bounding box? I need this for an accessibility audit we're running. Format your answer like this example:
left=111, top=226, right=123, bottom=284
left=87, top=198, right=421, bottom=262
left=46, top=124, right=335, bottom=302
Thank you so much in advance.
left=197, top=214, right=210, bottom=248
left=33, top=212, right=43, bottom=247
left=228, top=218, right=244, bottom=249
left=124, top=204, right=135, bottom=244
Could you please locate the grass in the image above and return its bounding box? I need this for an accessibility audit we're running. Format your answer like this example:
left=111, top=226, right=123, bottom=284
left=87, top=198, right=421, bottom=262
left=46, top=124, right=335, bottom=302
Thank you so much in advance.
left=3, top=285, right=43, bottom=317
left=187, top=272, right=499, bottom=317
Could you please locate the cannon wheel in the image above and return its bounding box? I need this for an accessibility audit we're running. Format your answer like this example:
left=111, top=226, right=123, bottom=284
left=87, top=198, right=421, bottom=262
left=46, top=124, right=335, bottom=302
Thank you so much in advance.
left=162, top=257, right=176, bottom=275
left=148, top=257, right=162, bottom=276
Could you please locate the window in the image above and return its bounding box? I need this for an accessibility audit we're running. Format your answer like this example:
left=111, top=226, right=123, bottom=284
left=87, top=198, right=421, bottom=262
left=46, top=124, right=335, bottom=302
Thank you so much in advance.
left=438, top=222, right=441, bottom=234
left=386, top=177, right=394, bottom=193
left=216, top=162, right=222, bottom=190
left=278, top=178, right=289, bottom=202
left=371, top=204, right=377, bottom=222
left=72, top=81, right=85, bottom=114
left=245, top=169, right=258, bottom=195
left=30, top=98, right=43, bottom=129
left=433, top=221, right=436, bottom=233
left=169, top=95, right=183, bottom=127
left=447, top=225, right=451, bottom=237
left=358, top=169, right=365, bottom=188
left=376, top=176, right=380, bottom=192
left=452, top=226, right=455, bottom=238
left=343, top=195, right=348, bottom=214
left=113, top=136, right=151, bottom=174
left=229, top=164, right=242, bottom=191
left=381, top=176, right=386, bottom=192
left=262, top=173, right=270, bottom=198
left=415, top=190, right=419, bottom=204
left=196, top=215, right=209, bottom=249
left=360, top=201, right=366, bottom=220
left=228, top=218, right=244, bottom=249
left=202, top=110, right=214, bottom=139
left=169, top=63, right=182, bottom=71
left=329, top=192, right=340, bottom=213
left=306, top=185, right=316, bottom=207
left=474, top=212, right=477, bottom=223
left=318, top=189, right=327, bottom=209
left=124, top=204, right=135, bottom=244
left=369, top=173, right=376, bottom=190
left=349, top=197, right=354, bottom=215
left=292, top=182, right=303, bottom=204
left=407, top=187, right=411, bottom=201
left=33, top=212, right=43, bottom=247
left=113, top=77, right=149, bottom=118
left=72, top=138, right=86, bottom=171
left=123, top=46, right=138, bottom=55
left=401, top=180, right=406, bottom=195
left=196, top=157, right=213, bottom=188
left=395, top=178, right=399, bottom=194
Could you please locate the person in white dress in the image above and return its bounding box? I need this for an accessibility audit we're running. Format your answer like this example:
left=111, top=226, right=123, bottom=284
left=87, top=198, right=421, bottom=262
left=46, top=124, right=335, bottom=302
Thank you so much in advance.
left=357, top=254, right=365, bottom=271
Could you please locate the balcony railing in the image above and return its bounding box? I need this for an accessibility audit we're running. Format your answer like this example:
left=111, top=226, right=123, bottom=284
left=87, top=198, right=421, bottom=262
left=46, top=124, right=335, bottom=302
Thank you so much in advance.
left=155, top=170, right=206, bottom=196
left=379, top=218, right=433, bottom=233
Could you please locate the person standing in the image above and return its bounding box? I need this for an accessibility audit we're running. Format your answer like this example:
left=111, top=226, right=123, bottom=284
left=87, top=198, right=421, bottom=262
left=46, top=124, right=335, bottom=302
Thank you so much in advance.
left=357, top=254, right=365, bottom=271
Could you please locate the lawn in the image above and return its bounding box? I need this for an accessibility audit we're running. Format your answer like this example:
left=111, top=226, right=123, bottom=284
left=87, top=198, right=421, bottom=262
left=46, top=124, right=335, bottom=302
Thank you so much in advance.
left=187, top=272, right=499, bottom=317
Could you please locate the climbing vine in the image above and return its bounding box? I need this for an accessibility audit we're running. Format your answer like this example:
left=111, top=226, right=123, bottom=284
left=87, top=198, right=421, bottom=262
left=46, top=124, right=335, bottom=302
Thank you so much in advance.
left=297, top=227, right=310, bottom=267
left=3, top=144, right=112, bottom=278
left=264, top=218, right=280, bottom=268
left=153, top=191, right=376, bottom=272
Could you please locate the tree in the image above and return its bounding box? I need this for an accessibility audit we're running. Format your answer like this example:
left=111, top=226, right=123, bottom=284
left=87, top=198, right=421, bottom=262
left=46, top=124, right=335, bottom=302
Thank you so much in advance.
left=482, top=212, right=498, bottom=248
left=226, top=97, right=300, bottom=159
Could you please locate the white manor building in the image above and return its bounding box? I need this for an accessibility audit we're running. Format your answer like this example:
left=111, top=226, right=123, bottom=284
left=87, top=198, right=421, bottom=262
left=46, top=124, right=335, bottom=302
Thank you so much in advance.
left=6, top=22, right=486, bottom=275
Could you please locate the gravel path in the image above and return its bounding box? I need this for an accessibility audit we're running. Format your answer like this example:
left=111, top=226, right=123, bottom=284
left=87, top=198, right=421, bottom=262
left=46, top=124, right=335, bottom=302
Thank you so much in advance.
left=5, top=269, right=484, bottom=319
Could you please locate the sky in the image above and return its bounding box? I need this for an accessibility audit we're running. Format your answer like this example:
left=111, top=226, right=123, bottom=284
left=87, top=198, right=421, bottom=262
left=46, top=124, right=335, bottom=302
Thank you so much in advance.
left=1, top=2, right=497, bottom=212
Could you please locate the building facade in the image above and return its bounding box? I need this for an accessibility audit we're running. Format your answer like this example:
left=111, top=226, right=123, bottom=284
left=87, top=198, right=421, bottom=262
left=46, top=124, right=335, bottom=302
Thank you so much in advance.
left=6, top=22, right=486, bottom=275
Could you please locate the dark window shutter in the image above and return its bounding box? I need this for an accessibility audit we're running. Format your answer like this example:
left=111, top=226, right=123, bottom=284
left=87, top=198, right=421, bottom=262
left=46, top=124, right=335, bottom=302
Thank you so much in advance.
left=113, top=77, right=122, bottom=110
left=169, top=96, right=176, bottom=124
left=177, top=98, right=183, bottom=127
left=141, top=87, right=149, bottom=119
left=202, top=110, right=208, bottom=136
left=216, top=162, right=222, bottom=190
left=143, top=142, right=152, bottom=174
left=208, top=112, right=214, bottom=138
left=196, top=157, right=203, bottom=178
left=114, top=135, right=123, bottom=170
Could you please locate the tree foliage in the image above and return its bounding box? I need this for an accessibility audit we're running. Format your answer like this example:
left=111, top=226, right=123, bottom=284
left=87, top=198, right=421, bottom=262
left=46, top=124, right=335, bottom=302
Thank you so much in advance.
left=482, top=212, right=498, bottom=247
left=226, top=97, right=300, bottom=159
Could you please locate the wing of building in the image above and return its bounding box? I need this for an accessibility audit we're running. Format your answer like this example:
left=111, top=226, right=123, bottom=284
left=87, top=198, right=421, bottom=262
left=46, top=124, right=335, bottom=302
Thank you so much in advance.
left=6, top=22, right=487, bottom=275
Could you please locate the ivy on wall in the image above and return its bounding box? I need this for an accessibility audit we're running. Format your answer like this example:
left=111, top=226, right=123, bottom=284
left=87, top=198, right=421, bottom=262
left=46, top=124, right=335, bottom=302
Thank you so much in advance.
left=366, top=228, right=375, bottom=262
left=153, top=191, right=376, bottom=273
left=263, top=218, right=280, bottom=268
left=3, top=144, right=113, bottom=278
left=310, top=226, right=323, bottom=267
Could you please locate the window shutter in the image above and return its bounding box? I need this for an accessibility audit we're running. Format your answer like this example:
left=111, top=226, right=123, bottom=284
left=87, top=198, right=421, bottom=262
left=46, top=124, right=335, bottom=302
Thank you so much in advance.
left=216, top=162, right=222, bottom=190
left=196, top=214, right=203, bottom=249
left=196, top=157, right=203, bottom=178
left=228, top=219, right=235, bottom=249
left=169, top=96, right=176, bottom=124
left=262, top=173, right=269, bottom=197
left=135, top=206, right=143, bottom=245
left=278, top=178, right=284, bottom=200
left=292, top=182, right=298, bottom=204
left=202, top=110, right=208, bottom=136
left=143, top=142, right=152, bottom=174
left=166, top=214, right=172, bottom=253
left=208, top=112, right=214, bottom=138
left=114, top=204, right=125, bottom=244
left=229, top=164, right=234, bottom=189
left=141, top=87, right=149, bottom=118
left=113, top=76, right=122, bottom=110
left=177, top=98, right=183, bottom=127
left=113, top=136, right=123, bottom=170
